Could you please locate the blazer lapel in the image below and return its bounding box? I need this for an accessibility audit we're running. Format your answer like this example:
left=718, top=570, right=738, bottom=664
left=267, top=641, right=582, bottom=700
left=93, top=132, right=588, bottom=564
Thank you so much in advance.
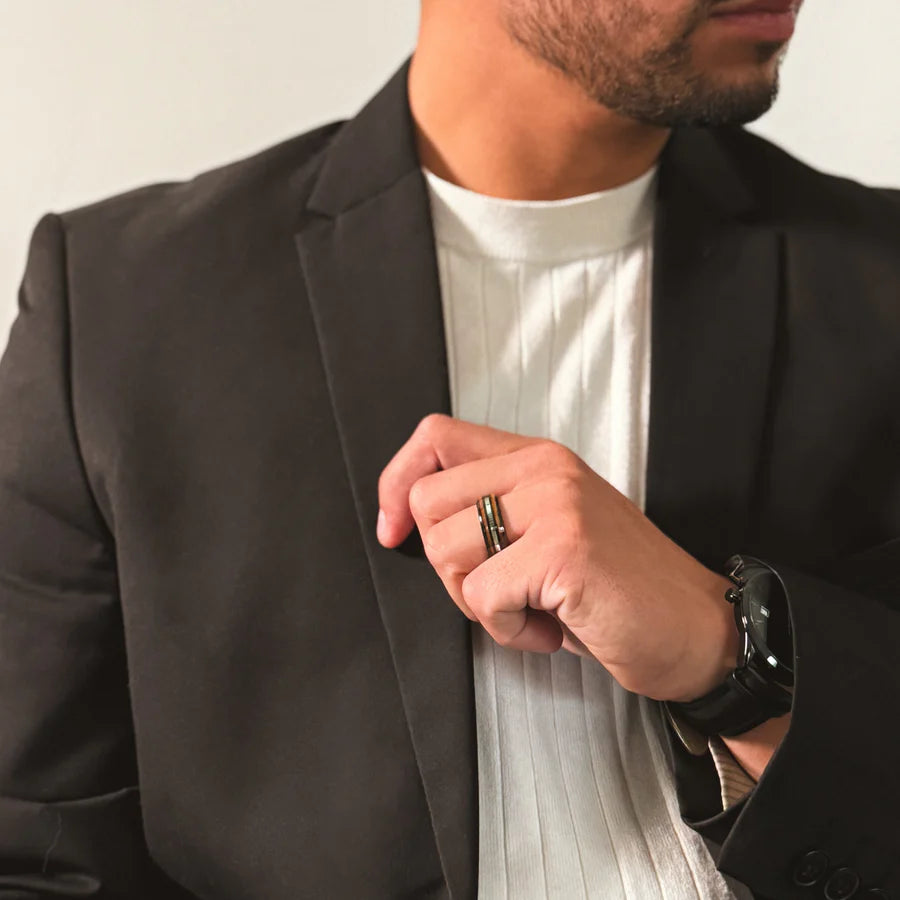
left=293, top=59, right=479, bottom=900
left=648, top=128, right=782, bottom=571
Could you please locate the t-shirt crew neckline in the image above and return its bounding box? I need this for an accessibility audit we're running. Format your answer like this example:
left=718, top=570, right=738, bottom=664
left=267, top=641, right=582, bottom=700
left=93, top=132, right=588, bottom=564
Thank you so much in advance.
left=421, top=164, right=658, bottom=264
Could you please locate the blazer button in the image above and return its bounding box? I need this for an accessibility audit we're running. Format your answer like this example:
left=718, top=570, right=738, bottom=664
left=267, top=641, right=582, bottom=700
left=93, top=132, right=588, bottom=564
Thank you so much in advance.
left=792, top=850, right=829, bottom=886
left=824, top=867, right=861, bottom=900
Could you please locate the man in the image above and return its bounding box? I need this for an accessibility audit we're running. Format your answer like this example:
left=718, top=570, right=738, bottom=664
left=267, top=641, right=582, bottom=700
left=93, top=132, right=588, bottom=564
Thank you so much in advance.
left=0, top=0, right=898, bottom=896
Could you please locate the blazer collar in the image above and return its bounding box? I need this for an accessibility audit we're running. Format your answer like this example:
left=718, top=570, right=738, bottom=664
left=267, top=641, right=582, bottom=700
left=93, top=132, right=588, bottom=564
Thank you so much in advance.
left=304, top=59, right=421, bottom=218
left=294, top=54, right=779, bottom=899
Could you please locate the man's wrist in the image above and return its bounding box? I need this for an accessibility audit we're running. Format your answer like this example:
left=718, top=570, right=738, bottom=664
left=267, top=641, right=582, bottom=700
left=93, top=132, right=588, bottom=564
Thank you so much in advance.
left=669, top=572, right=740, bottom=703
left=720, top=711, right=792, bottom=781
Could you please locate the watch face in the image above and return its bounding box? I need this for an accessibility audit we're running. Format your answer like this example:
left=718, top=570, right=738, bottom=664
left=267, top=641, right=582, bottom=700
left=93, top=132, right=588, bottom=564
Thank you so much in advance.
left=744, top=569, right=794, bottom=687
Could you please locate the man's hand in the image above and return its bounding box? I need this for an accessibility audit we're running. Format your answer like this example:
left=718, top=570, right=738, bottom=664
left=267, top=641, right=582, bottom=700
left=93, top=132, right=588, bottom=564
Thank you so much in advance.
left=377, top=414, right=740, bottom=703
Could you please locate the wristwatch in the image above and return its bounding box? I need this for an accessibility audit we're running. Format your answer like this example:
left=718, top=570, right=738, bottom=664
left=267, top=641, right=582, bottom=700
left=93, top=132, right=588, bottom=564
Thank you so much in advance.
left=664, top=554, right=794, bottom=740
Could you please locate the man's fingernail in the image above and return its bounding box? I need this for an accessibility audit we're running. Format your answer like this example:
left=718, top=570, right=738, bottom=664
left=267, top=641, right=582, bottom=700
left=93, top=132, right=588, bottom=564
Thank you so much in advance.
left=377, top=509, right=388, bottom=542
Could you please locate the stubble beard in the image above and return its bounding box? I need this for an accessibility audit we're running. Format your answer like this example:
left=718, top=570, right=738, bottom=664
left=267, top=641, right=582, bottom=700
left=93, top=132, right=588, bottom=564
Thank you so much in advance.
left=501, top=0, right=784, bottom=127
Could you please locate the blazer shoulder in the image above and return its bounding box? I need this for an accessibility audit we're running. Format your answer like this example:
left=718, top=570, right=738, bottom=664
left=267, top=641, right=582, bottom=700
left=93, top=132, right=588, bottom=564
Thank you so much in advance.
left=56, top=118, right=346, bottom=248
left=714, top=126, right=900, bottom=236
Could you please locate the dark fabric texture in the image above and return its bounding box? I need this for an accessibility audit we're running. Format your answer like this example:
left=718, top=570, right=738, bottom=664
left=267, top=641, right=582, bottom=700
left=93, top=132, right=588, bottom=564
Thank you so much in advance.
left=1, top=56, right=898, bottom=899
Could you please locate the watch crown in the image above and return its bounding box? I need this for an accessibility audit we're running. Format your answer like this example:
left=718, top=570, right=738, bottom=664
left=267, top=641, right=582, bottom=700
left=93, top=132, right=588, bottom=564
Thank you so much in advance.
left=725, top=587, right=741, bottom=604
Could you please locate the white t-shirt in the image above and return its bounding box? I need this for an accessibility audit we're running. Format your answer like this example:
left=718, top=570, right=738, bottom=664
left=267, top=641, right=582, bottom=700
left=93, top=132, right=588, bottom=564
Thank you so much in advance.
left=423, top=164, right=752, bottom=900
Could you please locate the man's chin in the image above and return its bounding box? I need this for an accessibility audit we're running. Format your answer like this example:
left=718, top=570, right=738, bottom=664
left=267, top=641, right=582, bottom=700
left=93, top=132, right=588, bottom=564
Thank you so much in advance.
left=651, top=68, right=781, bottom=127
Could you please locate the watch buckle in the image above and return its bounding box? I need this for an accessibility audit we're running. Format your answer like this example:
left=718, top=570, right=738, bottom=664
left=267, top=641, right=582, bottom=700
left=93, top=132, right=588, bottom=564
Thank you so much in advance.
left=725, top=554, right=747, bottom=586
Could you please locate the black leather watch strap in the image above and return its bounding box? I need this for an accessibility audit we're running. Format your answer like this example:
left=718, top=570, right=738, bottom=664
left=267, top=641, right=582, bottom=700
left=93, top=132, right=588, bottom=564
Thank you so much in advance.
left=666, top=666, right=790, bottom=738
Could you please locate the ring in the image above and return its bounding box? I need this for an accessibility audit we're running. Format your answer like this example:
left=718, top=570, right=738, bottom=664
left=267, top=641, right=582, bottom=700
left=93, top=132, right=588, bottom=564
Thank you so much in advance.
left=476, top=493, right=510, bottom=557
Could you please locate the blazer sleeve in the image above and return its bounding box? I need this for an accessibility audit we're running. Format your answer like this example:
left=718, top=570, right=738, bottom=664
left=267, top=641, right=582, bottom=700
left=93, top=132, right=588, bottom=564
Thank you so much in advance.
left=0, top=214, right=194, bottom=898
left=679, top=540, right=900, bottom=900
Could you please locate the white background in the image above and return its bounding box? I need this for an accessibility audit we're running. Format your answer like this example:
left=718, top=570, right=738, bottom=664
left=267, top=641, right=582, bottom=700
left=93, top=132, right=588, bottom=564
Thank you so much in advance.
left=2, top=0, right=898, bottom=347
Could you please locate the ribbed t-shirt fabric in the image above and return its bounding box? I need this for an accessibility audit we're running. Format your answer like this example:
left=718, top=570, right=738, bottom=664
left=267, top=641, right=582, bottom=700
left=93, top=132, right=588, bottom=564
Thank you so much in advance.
left=422, top=164, right=754, bottom=900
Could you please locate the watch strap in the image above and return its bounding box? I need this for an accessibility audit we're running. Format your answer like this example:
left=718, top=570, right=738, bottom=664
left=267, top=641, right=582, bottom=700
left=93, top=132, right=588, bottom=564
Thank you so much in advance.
left=665, top=666, right=790, bottom=738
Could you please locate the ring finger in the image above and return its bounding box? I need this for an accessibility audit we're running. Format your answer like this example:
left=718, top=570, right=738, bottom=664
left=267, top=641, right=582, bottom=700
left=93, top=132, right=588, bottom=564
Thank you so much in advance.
left=421, top=485, right=541, bottom=618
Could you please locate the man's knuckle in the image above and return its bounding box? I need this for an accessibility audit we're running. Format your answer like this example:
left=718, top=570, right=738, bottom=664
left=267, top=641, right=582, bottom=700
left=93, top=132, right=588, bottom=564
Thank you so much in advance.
left=417, top=412, right=447, bottom=440
left=444, top=563, right=469, bottom=583
left=556, top=447, right=584, bottom=478
left=461, top=572, right=481, bottom=604
left=527, top=440, right=558, bottom=465
left=422, top=526, right=442, bottom=560
left=549, top=472, right=585, bottom=513
left=408, top=479, right=430, bottom=518
left=423, top=533, right=462, bottom=576
left=550, top=566, right=586, bottom=609
left=530, top=439, right=578, bottom=473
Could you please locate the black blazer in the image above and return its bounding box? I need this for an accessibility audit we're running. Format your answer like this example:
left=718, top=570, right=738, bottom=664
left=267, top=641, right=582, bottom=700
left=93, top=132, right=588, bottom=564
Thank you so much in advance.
left=1, top=56, right=899, bottom=900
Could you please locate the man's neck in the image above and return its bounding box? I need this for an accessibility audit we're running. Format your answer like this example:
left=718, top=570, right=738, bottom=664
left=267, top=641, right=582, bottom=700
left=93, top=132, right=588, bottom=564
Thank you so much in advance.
left=408, top=4, right=670, bottom=202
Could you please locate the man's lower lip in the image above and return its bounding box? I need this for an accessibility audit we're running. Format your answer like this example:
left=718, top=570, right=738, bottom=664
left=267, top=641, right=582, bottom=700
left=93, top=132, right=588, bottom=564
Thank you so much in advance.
left=709, top=11, right=796, bottom=42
